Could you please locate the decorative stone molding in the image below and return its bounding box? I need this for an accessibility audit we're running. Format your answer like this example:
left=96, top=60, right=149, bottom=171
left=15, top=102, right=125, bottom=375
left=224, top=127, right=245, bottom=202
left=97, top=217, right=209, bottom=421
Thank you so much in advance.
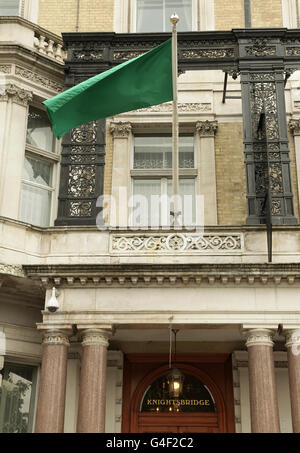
left=110, top=122, right=132, bottom=138
left=0, top=65, right=12, bottom=74
left=196, top=120, right=218, bottom=137
left=0, top=263, right=25, bottom=277
left=111, top=232, right=243, bottom=253
left=289, top=119, right=300, bottom=136
left=42, top=330, right=70, bottom=347
left=133, top=102, right=212, bottom=114
left=285, top=329, right=300, bottom=349
left=80, top=329, right=111, bottom=347
left=15, top=66, right=64, bottom=93
left=244, top=328, right=275, bottom=348
left=0, top=83, right=33, bottom=106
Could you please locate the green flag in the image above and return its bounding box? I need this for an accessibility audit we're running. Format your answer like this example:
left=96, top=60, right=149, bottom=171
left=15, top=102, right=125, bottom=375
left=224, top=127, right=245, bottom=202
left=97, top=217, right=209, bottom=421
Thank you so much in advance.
left=43, top=39, right=173, bottom=139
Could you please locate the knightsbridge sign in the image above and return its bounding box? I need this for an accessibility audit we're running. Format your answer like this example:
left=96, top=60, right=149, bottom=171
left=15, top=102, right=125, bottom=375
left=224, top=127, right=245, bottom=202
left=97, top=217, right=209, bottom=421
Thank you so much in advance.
left=146, top=399, right=211, bottom=407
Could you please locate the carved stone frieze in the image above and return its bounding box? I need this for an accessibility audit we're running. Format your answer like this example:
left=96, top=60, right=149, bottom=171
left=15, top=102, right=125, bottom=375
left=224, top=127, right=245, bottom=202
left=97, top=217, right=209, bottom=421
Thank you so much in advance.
left=15, top=66, right=64, bottom=92
left=182, top=48, right=235, bottom=59
left=0, top=83, right=33, bottom=106
left=196, top=120, right=218, bottom=137
left=110, top=122, right=132, bottom=138
left=0, top=65, right=12, bottom=74
left=111, top=232, right=242, bottom=253
left=134, top=102, right=212, bottom=114
left=0, top=263, right=25, bottom=277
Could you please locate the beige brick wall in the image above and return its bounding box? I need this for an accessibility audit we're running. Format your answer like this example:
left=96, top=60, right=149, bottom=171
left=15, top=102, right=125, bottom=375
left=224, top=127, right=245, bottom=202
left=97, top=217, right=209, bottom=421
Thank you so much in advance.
left=251, top=0, right=283, bottom=28
left=214, top=0, right=245, bottom=30
left=38, top=0, right=114, bottom=36
left=215, top=123, right=248, bottom=225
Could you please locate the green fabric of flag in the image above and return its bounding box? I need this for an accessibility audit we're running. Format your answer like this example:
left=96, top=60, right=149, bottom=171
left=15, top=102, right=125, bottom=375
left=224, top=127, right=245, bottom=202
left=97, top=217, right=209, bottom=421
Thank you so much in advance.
left=43, top=39, right=173, bottom=139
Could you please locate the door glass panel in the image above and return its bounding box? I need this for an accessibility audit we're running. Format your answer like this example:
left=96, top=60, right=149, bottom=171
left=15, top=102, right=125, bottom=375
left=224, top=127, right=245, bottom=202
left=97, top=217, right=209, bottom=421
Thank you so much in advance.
left=141, top=373, right=217, bottom=413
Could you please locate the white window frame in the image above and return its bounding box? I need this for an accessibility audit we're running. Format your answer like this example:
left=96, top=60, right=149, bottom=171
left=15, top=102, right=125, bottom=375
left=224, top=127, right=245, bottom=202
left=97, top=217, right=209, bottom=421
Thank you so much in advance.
left=20, top=103, right=60, bottom=227
left=130, top=133, right=197, bottom=228
left=114, top=0, right=215, bottom=33
left=282, top=0, right=300, bottom=28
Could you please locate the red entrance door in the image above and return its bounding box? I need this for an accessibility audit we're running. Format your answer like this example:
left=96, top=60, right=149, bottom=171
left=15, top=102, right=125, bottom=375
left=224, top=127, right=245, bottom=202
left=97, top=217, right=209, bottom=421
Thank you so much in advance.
left=122, top=354, right=235, bottom=433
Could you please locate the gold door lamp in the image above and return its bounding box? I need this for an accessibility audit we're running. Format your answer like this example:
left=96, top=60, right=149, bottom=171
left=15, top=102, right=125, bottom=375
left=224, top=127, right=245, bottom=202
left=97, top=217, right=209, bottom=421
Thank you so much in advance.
left=167, top=329, right=184, bottom=399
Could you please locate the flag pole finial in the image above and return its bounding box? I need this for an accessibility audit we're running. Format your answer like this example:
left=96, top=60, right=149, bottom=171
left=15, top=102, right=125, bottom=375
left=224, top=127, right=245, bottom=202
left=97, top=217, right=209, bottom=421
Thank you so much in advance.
left=170, top=12, right=179, bottom=25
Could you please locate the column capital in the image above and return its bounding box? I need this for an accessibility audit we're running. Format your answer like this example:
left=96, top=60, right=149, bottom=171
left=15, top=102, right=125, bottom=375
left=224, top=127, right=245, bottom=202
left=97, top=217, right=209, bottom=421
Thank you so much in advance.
left=289, top=119, right=300, bottom=136
left=80, top=328, right=112, bottom=347
left=110, top=121, right=132, bottom=138
left=42, top=330, right=70, bottom=347
left=195, top=120, right=218, bottom=137
left=285, top=328, right=300, bottom=350
left=244, top=328, right=276, bottom=348
left=0, top=83, right=33, bottom=106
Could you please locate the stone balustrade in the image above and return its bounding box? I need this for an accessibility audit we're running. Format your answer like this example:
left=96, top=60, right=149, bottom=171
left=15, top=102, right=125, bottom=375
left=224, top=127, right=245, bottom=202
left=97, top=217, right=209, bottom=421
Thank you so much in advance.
left=33, top=30, right=65, bottom=63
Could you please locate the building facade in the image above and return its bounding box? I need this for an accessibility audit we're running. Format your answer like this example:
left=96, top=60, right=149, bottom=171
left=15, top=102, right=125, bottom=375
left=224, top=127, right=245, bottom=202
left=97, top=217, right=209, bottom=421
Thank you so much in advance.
left=0, top=0, right=300, bottom=433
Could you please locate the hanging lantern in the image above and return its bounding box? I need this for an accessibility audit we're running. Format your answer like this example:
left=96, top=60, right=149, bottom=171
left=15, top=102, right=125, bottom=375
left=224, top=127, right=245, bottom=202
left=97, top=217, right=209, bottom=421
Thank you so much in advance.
left=167, top=367, right=184, bottom=398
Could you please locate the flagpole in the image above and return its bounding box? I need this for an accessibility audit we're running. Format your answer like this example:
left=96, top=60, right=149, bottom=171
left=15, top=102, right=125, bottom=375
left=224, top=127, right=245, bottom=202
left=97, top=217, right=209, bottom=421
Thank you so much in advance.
left=170, top=13, right=180, bottom=228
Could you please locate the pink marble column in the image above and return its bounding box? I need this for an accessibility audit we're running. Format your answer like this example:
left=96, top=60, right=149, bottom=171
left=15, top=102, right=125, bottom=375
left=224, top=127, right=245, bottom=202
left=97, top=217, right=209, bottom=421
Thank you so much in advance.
left=245, top=328, right=280, bottom=433
left=35, top=330, right=70, bottom=433
left=77, top=328, right=111, bottom=433
left=285, top=329, right=300, bottom=433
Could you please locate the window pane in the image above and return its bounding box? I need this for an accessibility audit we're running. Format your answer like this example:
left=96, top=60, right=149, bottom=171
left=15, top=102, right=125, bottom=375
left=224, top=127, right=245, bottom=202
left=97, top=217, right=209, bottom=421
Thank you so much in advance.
left=26, top=107, right=55, bottom=153
left=23, top=155, right=52, bottom=187
left=136, top=0, right=163, bottom=32
left=168, top=178, right=195, bottom=226
left=19, top=183, right=52, bottom=227
left=132, top=179, right=161, bottom=227
left=0, top=0, right=19, bottom=16
left=165, top=0, right=193, bottom=32
left=0, top=363, right=37, bottom=433
left=134, top=135, right=194, bottom=169
left=136, top=0, right=193, bottom=32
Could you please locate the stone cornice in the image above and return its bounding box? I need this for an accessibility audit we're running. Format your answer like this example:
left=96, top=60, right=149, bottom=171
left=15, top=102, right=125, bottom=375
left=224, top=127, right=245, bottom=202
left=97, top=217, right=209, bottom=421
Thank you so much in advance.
left=23, top=263, right=300, bottom=288
left=0, top=83, right=33, bottom=106
left=196, top=120, right=218, bottom=137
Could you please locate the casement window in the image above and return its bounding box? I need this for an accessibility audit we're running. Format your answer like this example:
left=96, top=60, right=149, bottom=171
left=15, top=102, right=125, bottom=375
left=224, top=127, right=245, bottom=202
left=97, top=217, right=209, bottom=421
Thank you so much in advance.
left=115, top=0, right=214, bottom=33
left=0, top=362, right=38, bottom=433
left=130, top=134, right=196, bottom=227
left=19, top=106, right=59, bottom=228
left=136, top=0, right=193, bottom=32
left=0, top=0, right=20, bottom=16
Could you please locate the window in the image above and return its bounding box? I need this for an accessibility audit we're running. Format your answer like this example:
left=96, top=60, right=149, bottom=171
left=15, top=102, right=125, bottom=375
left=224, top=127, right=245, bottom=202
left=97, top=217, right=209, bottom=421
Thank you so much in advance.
left=0, top=363, right=37, bottom=433
left=130, top=134, right=196, bottom=227
left=0, top=0, right=20, bottom=16
left=19, top=106, right=58, bottom=228
left=136, top=0, right=193, bottom=32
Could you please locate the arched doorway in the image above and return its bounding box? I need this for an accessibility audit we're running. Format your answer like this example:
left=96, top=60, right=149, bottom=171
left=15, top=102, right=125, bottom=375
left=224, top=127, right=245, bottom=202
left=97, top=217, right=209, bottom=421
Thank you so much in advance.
left=128, top=362, right=228, bottom=433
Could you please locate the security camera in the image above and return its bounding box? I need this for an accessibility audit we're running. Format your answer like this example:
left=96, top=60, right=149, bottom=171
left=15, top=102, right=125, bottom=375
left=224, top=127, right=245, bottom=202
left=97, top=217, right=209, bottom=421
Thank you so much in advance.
left=45, top=287, right=60, bottom=313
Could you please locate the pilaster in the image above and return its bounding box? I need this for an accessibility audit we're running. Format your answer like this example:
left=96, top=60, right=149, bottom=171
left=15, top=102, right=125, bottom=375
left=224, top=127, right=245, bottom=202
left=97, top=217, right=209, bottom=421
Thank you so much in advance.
left=196, top=120, right=218, bottom=225
left=284, top=326, right=300, bottom=432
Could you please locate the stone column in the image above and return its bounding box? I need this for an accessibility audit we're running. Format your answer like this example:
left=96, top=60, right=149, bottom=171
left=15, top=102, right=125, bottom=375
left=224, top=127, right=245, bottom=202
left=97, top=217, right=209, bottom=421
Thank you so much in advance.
left=77, top=328, right=111, bottom=433
left=35, top=330, right=70, bottom=433
left=285, top=328, right=300, bottom=433
left=244, top=328, right=280, bottom=433
left=195, top=120, right=218, bottom=225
